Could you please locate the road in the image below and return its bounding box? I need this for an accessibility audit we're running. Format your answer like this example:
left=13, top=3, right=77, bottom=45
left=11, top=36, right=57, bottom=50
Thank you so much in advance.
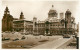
left=31, top=37, right=73, bottom=49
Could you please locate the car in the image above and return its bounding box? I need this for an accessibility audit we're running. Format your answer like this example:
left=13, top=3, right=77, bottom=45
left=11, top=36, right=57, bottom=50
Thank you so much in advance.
left=21, top=36, right=26, bottom=39
left=63, top=34, right=70, bottom=38
left=2, top=37, right=10, bottom=41
left=13, top=38, right=19, bottom=41
left=46, top=34, right=52, bottom=36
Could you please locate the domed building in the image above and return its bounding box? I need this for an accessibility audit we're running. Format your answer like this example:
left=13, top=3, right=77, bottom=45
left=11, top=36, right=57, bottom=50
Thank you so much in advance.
left=2, top=5, right=76, bottom=35
left=33, top=5, right=75, bottom=35
left=48, top=5, right=58, bottom=18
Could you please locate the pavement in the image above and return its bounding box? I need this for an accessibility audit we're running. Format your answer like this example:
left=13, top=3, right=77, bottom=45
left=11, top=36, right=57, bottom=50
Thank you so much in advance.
left=31, top=37, right=73, bottom=49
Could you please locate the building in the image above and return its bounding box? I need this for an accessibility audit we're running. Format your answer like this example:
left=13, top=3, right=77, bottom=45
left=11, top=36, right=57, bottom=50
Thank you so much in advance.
left=2, top=7, right=13, bottom=32
left=13, top=12, right=33, bottom=34
left=2, top=7, right=19, bottom=32
left=33, top=5, right=75, bottom=35
left=2, top=5, right=76, bottom=35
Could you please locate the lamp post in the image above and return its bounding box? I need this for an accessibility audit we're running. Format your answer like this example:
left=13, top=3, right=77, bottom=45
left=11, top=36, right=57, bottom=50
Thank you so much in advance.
left=76, top=32, right=79, bottom=49
left=76, top=23, right=79, bottom=49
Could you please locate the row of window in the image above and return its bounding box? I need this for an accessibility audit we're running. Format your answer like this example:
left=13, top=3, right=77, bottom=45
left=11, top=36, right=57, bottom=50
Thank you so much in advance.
left=13, top=26, right=64, bottom=29
left=36, top=24, right=64, bottom=27
left=37, top=31, right=64, bottom=33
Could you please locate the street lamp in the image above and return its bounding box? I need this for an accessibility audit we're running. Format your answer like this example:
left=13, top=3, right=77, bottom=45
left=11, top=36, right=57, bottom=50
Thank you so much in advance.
left=75, top=23, right=79, bottom=49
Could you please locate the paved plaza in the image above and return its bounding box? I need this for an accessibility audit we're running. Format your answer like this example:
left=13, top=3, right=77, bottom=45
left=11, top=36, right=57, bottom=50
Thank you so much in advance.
left=2, top=32, right=76, bottom=49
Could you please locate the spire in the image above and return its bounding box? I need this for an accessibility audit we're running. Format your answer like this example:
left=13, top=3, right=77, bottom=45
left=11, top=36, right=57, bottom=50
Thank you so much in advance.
left=4, top=6, right=10, bottom=14
left=21, top=11, right=23, bottom=15
left=5, top=6, right=9, bottom=11
left=66, top=9, right=71, bottom=14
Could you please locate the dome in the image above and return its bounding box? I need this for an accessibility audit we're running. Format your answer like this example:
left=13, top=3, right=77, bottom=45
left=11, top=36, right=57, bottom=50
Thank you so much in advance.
left=33, top=17, right=37, bottom=19
left=48, top=5, right=57, bottom=18
left=49, top=5, right=57, bottom=14
left=49, top=10, right=57, bottom=14
left=21, top=12, right=23, bottom=15
left=66, top=9, right=71, bottom=14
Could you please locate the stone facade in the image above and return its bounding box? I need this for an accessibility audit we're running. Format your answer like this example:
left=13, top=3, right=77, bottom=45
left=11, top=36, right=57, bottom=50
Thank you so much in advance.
left=2, top=5, right=76, bottom=35
left=2, top=7, right=13, bottom=32
left=13, top=20, right=33, bottom=34
left=33, top=5, right=75, bottom=35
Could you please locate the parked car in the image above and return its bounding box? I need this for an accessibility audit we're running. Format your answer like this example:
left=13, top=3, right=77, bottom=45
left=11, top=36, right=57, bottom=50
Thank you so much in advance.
left=13, top=38, right=19, bottom=41
left=63, top=34, right=70, bottom=38
left=21, top=36, right=26, bottom=39
left=2, top=37, right=10, bottom=41
left=46, top=34, right=52, bottom=36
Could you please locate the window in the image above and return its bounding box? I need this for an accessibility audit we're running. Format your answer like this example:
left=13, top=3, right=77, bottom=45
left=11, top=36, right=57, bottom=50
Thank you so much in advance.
left=50, top=24, right=52, bottom=26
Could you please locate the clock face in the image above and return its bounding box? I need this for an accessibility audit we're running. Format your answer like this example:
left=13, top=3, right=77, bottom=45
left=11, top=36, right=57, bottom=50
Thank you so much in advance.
left=4, top=12, right=9, bottom=14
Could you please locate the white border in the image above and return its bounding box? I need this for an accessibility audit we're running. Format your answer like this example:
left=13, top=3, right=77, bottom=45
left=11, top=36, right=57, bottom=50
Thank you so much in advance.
left=0, top=0, right=80, bottom=50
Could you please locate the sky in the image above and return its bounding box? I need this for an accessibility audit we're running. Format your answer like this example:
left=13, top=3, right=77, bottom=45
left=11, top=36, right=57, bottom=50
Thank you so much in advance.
left=1, top=0, right=80, bottom=23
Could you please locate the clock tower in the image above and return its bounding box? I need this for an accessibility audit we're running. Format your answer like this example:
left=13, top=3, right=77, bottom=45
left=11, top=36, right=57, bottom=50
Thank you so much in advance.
left=2, top=6, right=13, bottom=32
